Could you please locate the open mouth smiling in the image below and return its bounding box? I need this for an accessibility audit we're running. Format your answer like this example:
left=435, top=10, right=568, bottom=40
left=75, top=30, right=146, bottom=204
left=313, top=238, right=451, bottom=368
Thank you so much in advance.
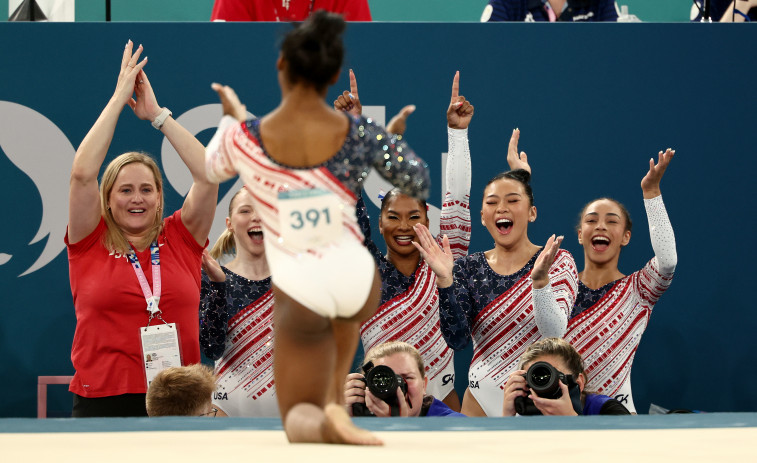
left=591, top=235, right=610, bottom=251
left=496, top=218, right=513, bottom=234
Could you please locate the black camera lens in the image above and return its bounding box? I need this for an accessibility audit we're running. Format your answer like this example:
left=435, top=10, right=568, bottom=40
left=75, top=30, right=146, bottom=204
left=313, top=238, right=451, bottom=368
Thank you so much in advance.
left=365, top=365, right=406, bottom=400
left=529, top=364, right=553, bottom=388
left=369, top=369, right=395, bottom=394
left=525, top=361, right=564, bottom=397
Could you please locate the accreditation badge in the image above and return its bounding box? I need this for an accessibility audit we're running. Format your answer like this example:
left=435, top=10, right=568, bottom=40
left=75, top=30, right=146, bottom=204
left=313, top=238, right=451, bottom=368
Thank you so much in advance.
left=140, top=323, right=182, bottom=387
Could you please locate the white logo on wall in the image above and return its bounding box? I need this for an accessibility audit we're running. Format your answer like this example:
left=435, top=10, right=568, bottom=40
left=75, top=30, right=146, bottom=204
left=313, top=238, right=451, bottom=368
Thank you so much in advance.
left=0, top=102, right=442, bottom=276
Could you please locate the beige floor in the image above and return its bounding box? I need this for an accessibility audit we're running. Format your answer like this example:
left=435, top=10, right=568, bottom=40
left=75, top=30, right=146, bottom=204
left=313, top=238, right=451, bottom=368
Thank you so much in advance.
left=3, top=428, right=756, bottom=462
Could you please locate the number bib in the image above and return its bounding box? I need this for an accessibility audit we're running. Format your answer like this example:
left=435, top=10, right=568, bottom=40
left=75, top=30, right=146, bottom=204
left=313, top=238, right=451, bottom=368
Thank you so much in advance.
left=277, top=189, right=343, bottom=251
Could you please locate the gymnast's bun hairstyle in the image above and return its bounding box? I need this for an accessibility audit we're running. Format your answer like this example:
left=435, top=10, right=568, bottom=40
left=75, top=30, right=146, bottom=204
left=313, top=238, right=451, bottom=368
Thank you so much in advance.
left=281, top=10, right=346, bottom=90
left=483, top=169, right=534, bottom=206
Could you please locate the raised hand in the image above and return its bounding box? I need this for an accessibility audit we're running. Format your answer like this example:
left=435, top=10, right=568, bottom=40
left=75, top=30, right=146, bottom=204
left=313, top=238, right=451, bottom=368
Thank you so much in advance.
left=131, top=69, right=161, bottom=122
left=211, top=82, right=248, bottom=122
left=386, top=105, right=416, bottom=135
left=412, top=223, right=454, bottom=287
left=531, top=234, right=564, bottom=289
left=506, top=128, right=530, bottom=174
left=202, top=249, right=226, bottom=283
left=333, top=69, right=362, bottom=117
left=447, top=71, right=474, bottom=130
left=641, top=148, right=674, bottom=199
left=114, top=40, right=148, bottom=109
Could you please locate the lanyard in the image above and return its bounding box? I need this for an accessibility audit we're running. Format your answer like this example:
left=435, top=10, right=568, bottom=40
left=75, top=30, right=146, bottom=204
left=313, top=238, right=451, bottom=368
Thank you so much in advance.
left=127, top=241, right=163, bottom=323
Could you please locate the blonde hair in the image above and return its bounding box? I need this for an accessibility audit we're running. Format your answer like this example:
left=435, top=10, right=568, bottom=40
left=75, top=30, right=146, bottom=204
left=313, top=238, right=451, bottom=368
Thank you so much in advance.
left=364, top=341, right=425, bottom=379
left=208, top=189, right=247, bottom=259
left=146, top=364, right=217, bottom=417
left=518, top=338, right=585, bottom=378
left=100, top=152, right=164, bottom=254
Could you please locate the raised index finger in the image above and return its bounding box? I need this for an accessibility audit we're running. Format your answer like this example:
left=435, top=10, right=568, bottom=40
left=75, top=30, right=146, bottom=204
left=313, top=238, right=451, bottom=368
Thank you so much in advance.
left=349, top=69, right=358, bottom=97
left=451, top=70, right=459, bottom=101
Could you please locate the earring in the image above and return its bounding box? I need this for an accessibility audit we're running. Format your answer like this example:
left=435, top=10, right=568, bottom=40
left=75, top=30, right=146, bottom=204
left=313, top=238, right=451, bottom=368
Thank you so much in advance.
left=529, top=218, right=534, bottom=222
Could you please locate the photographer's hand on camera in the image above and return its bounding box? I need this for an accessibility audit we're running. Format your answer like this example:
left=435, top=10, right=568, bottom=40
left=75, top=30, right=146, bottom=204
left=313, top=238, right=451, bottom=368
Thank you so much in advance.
left=530, top=380, right=578, bottom=416
left=344, top=373, right=368, bottom=417
left=365, top=386, right=410, bottom=417
left=502, top=369, right=529, bottom=416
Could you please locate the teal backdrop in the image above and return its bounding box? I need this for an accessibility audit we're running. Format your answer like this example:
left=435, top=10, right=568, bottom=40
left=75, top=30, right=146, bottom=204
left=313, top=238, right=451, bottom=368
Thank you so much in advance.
left=0, top=22, right=755, bottom=417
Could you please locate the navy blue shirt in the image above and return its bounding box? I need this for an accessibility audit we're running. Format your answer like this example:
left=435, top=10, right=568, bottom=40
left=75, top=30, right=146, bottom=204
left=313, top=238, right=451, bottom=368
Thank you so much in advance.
left=484, top=0, right=618, bottom=22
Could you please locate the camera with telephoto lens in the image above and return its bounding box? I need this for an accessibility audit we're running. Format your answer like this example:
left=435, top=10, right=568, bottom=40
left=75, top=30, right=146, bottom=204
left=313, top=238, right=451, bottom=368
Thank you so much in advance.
left=351, top=361, right=409, bottom=417
left=514, top=361, right=580, bottom=416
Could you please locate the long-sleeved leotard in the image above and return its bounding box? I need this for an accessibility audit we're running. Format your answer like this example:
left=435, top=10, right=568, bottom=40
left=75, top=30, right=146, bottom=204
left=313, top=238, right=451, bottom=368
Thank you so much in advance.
left=358, top=127, right=471, bottom=400
left=566, top=195, right=677, bottom=413
left=438, top=248, right=578, bottom=416
left=206, top=114, right=429, bottom=317
left=199, top=268, right=277, bottom=417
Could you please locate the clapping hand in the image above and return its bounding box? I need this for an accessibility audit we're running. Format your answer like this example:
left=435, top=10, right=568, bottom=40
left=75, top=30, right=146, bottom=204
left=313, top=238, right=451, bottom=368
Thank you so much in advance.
left=201, top=249, right=226, bottom=283
left=531, top=234, right=564, bottom=289
left=412, top=223, right=454, bottom=288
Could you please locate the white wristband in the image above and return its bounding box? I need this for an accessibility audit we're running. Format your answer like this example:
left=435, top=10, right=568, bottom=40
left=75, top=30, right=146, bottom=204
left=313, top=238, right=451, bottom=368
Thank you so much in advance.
left=151, top=107, right=172, bottom=130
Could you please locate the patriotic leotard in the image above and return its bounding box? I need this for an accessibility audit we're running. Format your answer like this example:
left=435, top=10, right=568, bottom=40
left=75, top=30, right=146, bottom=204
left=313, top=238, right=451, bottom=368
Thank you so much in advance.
left=566, top=195, right=676, bottom=413
left=439, top=249, right=578, bottom=416
left=358, top=127, right=472, bottom=400
left=200, top=268, right=277, bottom=417
left=206, top=114, right=429, bottom=317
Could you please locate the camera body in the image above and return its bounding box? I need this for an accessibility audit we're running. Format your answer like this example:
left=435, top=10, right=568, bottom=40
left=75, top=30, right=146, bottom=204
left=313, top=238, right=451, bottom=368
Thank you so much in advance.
left=513, top=361, right=581, bottom=416
left=351, top=361, right=409, bottom=417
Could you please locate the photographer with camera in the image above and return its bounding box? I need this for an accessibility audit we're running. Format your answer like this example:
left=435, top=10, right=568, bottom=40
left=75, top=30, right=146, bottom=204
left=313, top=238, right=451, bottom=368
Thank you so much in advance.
left=345, top=341, right=465, bottom=417
left=503, top=338, right=631, bottom=416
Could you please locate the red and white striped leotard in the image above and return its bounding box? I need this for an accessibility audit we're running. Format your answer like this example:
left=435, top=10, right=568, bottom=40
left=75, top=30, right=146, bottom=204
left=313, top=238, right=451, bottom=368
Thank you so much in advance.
left=206, top=114, right=429, bottom=317
left=359, top=127, right=471, bottom=400
left=439, top=248, right=579, bottom=416
left=566, top=195, right=676, bottom=413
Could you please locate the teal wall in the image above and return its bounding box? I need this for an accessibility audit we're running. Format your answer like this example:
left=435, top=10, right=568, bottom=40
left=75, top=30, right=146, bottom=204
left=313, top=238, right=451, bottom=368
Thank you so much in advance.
left=4, top=1, right=696, bottom=22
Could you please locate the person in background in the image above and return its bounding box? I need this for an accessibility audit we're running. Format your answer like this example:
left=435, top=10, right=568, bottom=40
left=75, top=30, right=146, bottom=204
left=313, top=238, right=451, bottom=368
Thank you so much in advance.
left=334, top=70, right=473, bottom=412
left=146, top=364, right=218, bottom=417
left=211, top=0, right=371, bottom=21
left=502, top=337, right=631, bottom=416
left=412, top=129, right=578, bottom=417
left=481, top=0, right=618, bottom=22
left=692, top=0, right=757, bottom=21
left=200, top=183, right=276, bottom=417
left=67, top=41, right=217, bottom=417
left=344, top=341, right=466, bottom=417
left=565, top=149, right=676, bottom=413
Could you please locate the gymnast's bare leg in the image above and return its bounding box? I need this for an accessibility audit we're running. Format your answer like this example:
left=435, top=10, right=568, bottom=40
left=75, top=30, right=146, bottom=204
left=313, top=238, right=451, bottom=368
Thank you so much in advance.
left=273, top=268, right=382, bottom=445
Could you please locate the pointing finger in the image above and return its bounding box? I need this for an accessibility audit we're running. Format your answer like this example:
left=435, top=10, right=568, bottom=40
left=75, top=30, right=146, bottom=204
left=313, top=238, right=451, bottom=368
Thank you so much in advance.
left=349, top=69, right=358, bottom=97
left=451, top=70, right=459, bottom=101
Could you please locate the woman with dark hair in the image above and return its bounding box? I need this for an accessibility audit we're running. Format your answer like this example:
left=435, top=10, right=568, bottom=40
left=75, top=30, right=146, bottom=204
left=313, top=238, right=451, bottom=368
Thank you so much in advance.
left=334, top=71, right=473, bottom=411
left=413, top=130, right=578, bottom=417
left=565, top=149, right=676, bottom=413
left=205, top=11, right=429, bottom=444
left=200, top=185, right=276, bottom=417
left=67, top=41, right=217, bottom=417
